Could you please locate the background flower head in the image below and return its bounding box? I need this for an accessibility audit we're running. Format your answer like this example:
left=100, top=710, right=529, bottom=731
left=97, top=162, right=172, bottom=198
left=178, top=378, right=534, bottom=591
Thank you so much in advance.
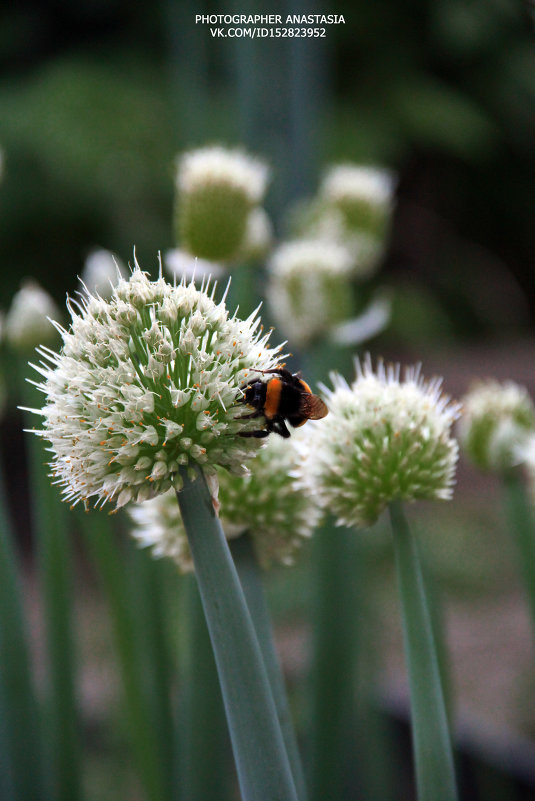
left=458, top=379, right=535, bottom=473
left=129, top=431, right=320, bottom=571
left=298, top=356, right=460, bottom=528
left=5, top=279, right=61, bottom=351
left=174, top=145, right=269, bottom=262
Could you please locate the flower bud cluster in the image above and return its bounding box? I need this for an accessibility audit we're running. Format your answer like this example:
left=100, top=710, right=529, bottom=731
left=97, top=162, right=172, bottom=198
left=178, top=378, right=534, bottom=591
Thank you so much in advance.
left=297, top=356, right=460, bottom=528
left=458, top=379, right=535, bottom=473
left=266, top=238, right=356, bottom=347
left=28, top=264, right=283, bottom=510
left=319, top=164, right=395, bottom=239
left=175, top=146, right=269, bottom=262
left=129, top=432, right=319, bottom=571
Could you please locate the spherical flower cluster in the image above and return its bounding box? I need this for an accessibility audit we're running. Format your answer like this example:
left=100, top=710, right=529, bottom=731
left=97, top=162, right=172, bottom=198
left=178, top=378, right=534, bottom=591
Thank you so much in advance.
left=5, top=280, right=61, bottom=351
left=28, top=264, right=284, bottom=510
left=457, top=379, right=535, bottom=473
left=319, top=164, right=395, bottom=238
left=267, top=238, right=356, bottom=347
left=175, top=146, right=269, bottom=262
left=298, top=356, right=461, bottom=528
left=129, top=432, right=320, bottom=572
left=82, top=249, right=126, bottom=298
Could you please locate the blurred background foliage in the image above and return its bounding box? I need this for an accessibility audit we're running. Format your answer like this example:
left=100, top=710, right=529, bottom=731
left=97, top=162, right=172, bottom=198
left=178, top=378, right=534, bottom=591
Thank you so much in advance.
left=1, top=0, right=535, bottom=344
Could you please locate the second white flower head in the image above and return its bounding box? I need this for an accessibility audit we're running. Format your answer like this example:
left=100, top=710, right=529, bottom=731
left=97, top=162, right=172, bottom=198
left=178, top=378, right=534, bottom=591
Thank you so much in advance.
left=299, top=356, right=461, bottom=527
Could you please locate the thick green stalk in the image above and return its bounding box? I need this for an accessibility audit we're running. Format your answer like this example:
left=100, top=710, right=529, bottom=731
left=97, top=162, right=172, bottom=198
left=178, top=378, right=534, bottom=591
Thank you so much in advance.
left=80, top=512, right=168, bottom=801
left=230, top=533, right=307, bottom=801
left=175, top=468, right=298, bottom=801
left=179, top=576, right=230, bottom=801
left=307, top=519, right=358, bottom=801
left=389, top=501, right=458, bottom=801
left=502, top=469, right=535, bottom=634
left=0, top=463, right=44, bottom=801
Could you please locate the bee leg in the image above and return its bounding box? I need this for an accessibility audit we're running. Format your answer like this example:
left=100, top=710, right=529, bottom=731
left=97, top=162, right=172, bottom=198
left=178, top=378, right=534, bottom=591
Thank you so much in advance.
left=235, top=409, right=264, bottom=421
left=272, top=419, right=291, bottom=438
left=238, top=429, right=270, bottom=438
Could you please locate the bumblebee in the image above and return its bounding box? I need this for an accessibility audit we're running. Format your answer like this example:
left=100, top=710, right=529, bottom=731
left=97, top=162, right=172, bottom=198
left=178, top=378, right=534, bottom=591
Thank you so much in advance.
left=239, top=367, right=328, bottom=438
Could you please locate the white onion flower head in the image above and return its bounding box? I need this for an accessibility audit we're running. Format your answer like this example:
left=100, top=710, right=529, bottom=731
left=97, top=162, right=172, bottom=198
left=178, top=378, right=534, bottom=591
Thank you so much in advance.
left=27, top=263, right=284, bottom=510
left=319, top=164, right=395, bottom=237
left=129, top=431, right=320, bottom=571
left=5, top=280, right=61, bottom=351
left=299, top=356, right=461, bottom=528
left=175, top=146, right=269, bottom=261
left=82, top=249, right=127, bottom=298
left=458, top=379, right=535, bottom=473
left=267, top=238, right=355, bottom=347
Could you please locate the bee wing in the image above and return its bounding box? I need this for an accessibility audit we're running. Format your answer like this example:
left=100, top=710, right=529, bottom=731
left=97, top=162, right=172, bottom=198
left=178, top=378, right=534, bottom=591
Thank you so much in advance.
left=299, top=393, right=328, bottom=420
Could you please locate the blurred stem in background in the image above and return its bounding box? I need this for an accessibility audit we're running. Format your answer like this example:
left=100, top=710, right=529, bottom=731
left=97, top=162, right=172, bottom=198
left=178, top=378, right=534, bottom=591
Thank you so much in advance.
left=0, top=458, right=45, bottom=801
left=307, top=519, right=358, bottom=801
left=502, top=468, right=535, bottom=638
left=80, top=511, right=173, bottom=801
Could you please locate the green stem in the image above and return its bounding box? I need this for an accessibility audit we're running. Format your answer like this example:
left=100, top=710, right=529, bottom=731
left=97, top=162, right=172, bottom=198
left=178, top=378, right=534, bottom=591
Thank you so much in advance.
left=389, top=501, right=458, bottom=801
left=0, top=462, right=45, bottom=801
left=230, top=533, right=307, bottom=801
left=175, top=468, right=298, bottom=801
left=502, top=469, right=535, bottom=634
left=307, top=520, right=358, bottom=801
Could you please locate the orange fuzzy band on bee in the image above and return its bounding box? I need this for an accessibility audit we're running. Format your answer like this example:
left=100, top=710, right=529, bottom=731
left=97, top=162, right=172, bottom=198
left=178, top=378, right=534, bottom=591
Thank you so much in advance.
left=263, top=377, right=282, bottom=420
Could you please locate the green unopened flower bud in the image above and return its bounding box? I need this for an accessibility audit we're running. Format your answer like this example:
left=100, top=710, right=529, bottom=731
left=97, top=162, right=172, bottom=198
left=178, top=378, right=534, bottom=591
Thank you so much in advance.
left=175, top=146, right=269, bottom=261
left=458, top=379, right=535, bottom=473
left=26, top=262, right=284, bottom=510
left=129, top=432, right=319, bottom=571
left=319, top=164, right=394, bottom=238
left=267, top=238, right=355, bottom=347
left=5, top=279, right=61, bottom=351
left=298, top=356, right=460, bottom=528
